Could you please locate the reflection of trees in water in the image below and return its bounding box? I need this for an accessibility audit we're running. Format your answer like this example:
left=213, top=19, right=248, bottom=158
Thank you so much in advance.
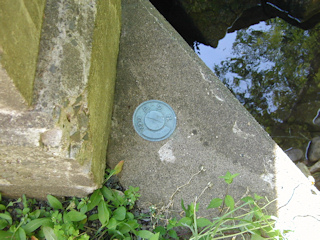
left=214, top=18, right=320, bottom=152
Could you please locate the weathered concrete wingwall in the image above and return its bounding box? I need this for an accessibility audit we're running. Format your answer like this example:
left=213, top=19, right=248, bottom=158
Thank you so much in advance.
left=0, top=0, right=121, bottom=198
left=0, top=0, right=46, bottom=105
left=107, top=0, right=320, bottom=239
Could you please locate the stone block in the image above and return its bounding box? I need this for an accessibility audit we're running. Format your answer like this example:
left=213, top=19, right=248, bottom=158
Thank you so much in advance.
left=106, top=0, right=320, bottom=239
left=0, top=0, right=121, bottom=199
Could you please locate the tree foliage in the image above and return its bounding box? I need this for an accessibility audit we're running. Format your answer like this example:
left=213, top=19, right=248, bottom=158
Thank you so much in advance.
left=214, top=18, right=320, bottom=149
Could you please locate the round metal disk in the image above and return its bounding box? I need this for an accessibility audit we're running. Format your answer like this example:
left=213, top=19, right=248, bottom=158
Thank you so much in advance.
left=133, top=100, right=177, bottom=141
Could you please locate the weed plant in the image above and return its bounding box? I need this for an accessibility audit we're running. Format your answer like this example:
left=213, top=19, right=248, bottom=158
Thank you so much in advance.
left=152, top=171, right=287, bottom=240
left=0, top=162, right=287, bottom=240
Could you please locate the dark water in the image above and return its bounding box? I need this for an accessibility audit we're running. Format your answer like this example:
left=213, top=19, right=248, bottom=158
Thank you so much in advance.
left=196, top=19, right=320, bottom=164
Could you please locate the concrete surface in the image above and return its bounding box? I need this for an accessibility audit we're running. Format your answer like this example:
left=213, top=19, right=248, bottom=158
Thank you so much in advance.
left=0, top=0, right=121, bottom=199
left=0, top=0, right=46, bottom=105
left=106, top=0, right=320, bottom=238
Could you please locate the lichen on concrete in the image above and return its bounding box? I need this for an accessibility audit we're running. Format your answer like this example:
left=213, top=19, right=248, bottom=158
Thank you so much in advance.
left=32, top=0, right=97, bottom=111
left=0, top=0, right=46, bottom=105
left=87, top=0, right=121, bottom=185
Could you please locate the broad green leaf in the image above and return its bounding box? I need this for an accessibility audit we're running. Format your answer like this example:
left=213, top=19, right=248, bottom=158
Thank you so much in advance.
left=150, top=232, right=160, bottom=240
left=113, top=206, right=126, bottom=221
left=63, top=211, right=71, bottom=223
left=47, top=195, right=63, bottom=210
left=0, top=219, right=8, bottom=230
left=15, top=227, right=26, bottom=240
left=107, top=217, right=117, bottom=229
left=167, top=218, right=178, bottom=230
left=66, top=210, right=87, bottom=222
left=118, top=220, right=139, bottom=235
left=42, top=226, right=57, bottom=240
left=137, top=230, right=154, bottom=239
left=0, top=230, right=12, bottom=239
left=22, top=207, right=30, bottom=215
left=154, top=226, right=166, bottom=235
left=241, top=196, right=254, bottom=203
left=101, top=186, right=115, bottom=202
left=118, top=222, right=131, bottom=235
left=87, top=189, right=102, bottom=211
left=114, top=160, right=124, bottom=174
left=168, top=229, right=178, bottom=239
left=126, top=219, right=139, bottom=230
left=126, top=212, right=134, bottom=220
left=79, top=204, right=87, bottom=214
left=207, top=198, right=223, bottom=209
left=77, top=199, right=86, bottom=209
left=0, top=204, right=6, bottom=210
left=225, top=195, right=235, bottom=210
left=108, top=229, right=125, bottom=239
left=108, top=190, right=125, bottom=207
left=0, top=213, right=12, bottom=225
left=29, top=209, right=41, bottom=219
left=196, top=217, right=212, bottom=228
left=98, top=201, right=109, bottom=225
left=177, top=217, right=192, bottom=227
left=22, top=218, right=51, bottom=234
